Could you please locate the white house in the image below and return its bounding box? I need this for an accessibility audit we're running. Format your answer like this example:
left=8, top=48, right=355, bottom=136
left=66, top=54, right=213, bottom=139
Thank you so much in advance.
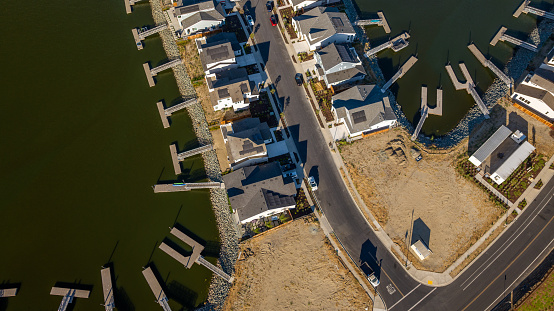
left=289, top=0, right=340, bottom=12
left=173, top=0, right=226, bottom=36
left=196, top=32, right=241, bottom=74
left=314, top=43, right=365, bottom=86
left=221, top=118, right=273, bottom=169
left=512, top=67, right=554, bottom=122
left=292, top=7, right=356, bottom=51
left=207, top=68, right=259, bottom=111
left=331, top=85, right=397, bottom=139
left=223, top=162, right=297, bottom=224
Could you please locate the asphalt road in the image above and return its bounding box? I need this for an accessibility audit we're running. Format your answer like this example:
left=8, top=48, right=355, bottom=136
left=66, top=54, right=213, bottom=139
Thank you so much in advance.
left=247, top=3, right=554, bottom=310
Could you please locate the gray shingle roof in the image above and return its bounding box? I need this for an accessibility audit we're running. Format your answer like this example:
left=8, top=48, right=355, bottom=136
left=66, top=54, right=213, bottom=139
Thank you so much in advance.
left=317, top=43, right=358, bottom=70
left=515, top=83, right=554, bottom=110
left=226, top=118, right=272, bottom=164
left=530, top=68, right=554, bottom=93
left=325, top=65, right=365, bottom=85
left=293, top=7, right=355, bottom=46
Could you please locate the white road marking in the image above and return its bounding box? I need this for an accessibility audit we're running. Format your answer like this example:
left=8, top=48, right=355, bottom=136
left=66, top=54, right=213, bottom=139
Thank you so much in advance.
left=484, top=237, right=554, bottom=311
left=407, top=288, right=437, bottom=311
left=460, top=186, right=554, bottom=290
left=386, top=284, right=396, bottom=295
left=388, top=284, right=421, bottom=310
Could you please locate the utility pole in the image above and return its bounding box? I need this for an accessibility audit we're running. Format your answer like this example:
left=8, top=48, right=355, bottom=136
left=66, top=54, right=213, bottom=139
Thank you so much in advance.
left=406, top=209, right=414, bottom=267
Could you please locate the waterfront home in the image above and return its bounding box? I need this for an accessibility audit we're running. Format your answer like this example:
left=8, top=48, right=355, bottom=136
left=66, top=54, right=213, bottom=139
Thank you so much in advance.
left=292, top=7, right=356, bottom=52
left=207, top=68, right=259, bottom=111
left=331, top=85, right=397, bottom=139
left=196, top=32, right=242, bottom=74
left=469, top=125, right=535, bottom=185
left=223, top=161, right=297, bottom=224
left=289, top=0, right=340, bottom=12
left=173, top=0, right=226, bottom=36
left=314, top=43, right=366, bottom=87
left=512, top=67, right=554, bottom=122
left=221, top=118, right=273, bottom=169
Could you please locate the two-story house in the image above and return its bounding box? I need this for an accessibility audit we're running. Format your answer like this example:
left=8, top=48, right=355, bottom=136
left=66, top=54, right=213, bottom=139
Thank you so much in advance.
left=314, top=43, right=366, bottom=87
left=206, top=68, right=259, bottom=111
left=290, top=0, right=340, bottom=12
left=292, top=7, right=356, bottom=51
left=331, top=85, right=397, bottom=139
left=221, top=118, right=273, bottom=169
left=173, top=0, right=226, bottom=36
left=196, top=32, right=242, bottom=75
left=512, top=67, right=554, bottom=122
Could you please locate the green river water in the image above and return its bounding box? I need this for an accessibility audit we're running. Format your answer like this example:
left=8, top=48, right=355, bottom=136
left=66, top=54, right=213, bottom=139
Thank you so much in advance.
left=0, top=0, right=218, bottom=310
left=357, top=0, right=541, bottom=135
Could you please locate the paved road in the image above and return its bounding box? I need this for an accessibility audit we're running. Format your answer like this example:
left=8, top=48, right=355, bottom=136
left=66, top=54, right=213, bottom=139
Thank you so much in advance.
left=248, top=3, right=554, bottom=310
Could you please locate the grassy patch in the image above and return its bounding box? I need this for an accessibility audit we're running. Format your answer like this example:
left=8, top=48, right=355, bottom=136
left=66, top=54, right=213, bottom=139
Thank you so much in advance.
left=517, top=270, right=554, bottom=311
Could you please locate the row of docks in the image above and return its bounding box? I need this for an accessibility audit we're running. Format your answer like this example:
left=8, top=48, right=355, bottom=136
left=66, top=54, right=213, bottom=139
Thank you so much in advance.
left=354, top=11, right=391, bottom=33
left=411, top=87, right=443, bottom=141
left=156, top=99, right=197, bottom=128
left=366, top=32, right=410, bottom=56
left=445, top=62, right=490, bottom=119
left=153, top=182, right=225, bottom=193
left=132, top=24, right=168, bottom=50
left=490, top=26, right=538, bottom=52
left=381, top=55, right=418, bottom=93
left=143, top=58, right=183, bottom=87
left=170, top=143, right=213, bottom=175
left=514, top=0, right=554, bottom=20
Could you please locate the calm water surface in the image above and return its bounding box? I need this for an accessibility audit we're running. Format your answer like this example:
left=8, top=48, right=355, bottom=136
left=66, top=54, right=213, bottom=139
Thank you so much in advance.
left=0, top=0, right=218, bottom=310
left=357, top=0, right=542, bottom=135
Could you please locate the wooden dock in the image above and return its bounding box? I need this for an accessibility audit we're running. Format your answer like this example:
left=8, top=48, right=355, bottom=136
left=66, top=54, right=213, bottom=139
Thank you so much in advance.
left=156, top=99, right=197, bottom=129
left=490, top=26, right=538, bottom=52
left=445, top=62, right=490, bottom=119
left=196, top=256, right=234, bottom=283
left=411, top=86, right=441, bottom=141
left=143, top=63, right=156, bottom=87
left=159, top=242, right=195, bottom=267
left=355, top=11, right=390, bottom=33
left=514, top=0, right=554, bottom=19
left=366, top=32, right=410, bottom=56
left=144, top=59, right=182, bottom=87
left=169, top=144, right=182, bottom=175
left=153, top=182, right=225, bottom=193
left=381, top=55, right=418, bottom=93
left=142, top=267, right=172, bottom=311
left=170, top=144, right=213, bottom=174
left=50, top=287, right=90, bottom=311
left=101, top=268, right=115, bottom=311
left=468, top=43, right=512, bottom=87
left=0, top=288, right=18, bottom=297
left=170, top=227, right=204, bottom=267
left=132, top=24, right=167, bottom=50
left=411, top=105, right=428, bottom=141
left=131, top=28, right=144, bottom=50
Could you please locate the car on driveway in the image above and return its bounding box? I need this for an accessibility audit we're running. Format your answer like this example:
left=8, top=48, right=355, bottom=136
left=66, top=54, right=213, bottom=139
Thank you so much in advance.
left=270, top=14, right=277, bottom=26
left=295, top=73, right=303, bottom=86
left=266, top=0, right=273, bottom=12
left=246, top=15, right=254, bottom=27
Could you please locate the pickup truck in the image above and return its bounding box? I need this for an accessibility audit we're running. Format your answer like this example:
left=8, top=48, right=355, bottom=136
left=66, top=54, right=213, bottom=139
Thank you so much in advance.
left=361, top=262, right=380, bottom=287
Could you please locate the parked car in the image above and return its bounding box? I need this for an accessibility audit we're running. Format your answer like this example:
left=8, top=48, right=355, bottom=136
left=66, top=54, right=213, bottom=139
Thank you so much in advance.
left=246, top=15, right=254, bottom=27
left=270, top=15, right=277, bottom=26
left=308, top=176, right=317, bottom=191
left=361, top=262, right=380, bottom=287
left=283, top=170, right=297, bottom=178
left=295, top=73, right=303, bottom=86
left=266, top=0, right=273, bottom=12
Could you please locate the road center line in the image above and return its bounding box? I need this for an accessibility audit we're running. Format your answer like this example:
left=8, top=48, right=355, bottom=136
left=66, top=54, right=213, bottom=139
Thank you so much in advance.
left=484, top=236, right=554, bottom=311
left=406, top=288, right=437, bottom=311
left=461, top=186, right=554, bottom=290
left=380, top=268, right=405, bottom=297
left=388, top=284, right=421, bottom=310
left=461, top=214, right=554, bottom=311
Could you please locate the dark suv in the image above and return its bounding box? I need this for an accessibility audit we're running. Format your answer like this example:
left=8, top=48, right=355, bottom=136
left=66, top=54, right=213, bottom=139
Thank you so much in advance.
left=266, top=1, right=273, bottom=12
left=295, top=73, right=303, bottom=86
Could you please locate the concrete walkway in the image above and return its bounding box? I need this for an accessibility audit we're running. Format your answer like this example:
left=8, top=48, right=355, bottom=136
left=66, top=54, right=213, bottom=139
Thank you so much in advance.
left=475, top=173, right=514, bottom=208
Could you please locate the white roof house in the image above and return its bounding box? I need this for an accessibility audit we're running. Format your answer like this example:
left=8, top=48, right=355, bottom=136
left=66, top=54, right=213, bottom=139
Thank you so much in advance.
left=196, top=32, right=242, bottom=75
left=173, top=0, right=226, bottom=36
left=512, top=68, right=554, bottom=121
left=292, top=7, right=356, bottom=51
left=289, top=0, right=340, bottom=12
left=314, top=43, right=366, bottom=87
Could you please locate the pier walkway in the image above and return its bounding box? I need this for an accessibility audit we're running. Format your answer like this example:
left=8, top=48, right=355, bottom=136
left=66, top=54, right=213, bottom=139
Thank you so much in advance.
left=101, top=268, right=115, bottom=311
left=124, top=0, right=142, bottom=14
left=445, top=62, right=490, bottom=119
left=468, top=43, right=512, bottom=87
left=142, top=267, right=172, bottom=311
left=132, top=24, right=168, bottom=50
left=514, top=0, right=554, bottom=20
left=381, top=55, right=418, bottom=93
left=490, top=26, right=538, bottom=52
left=197, top=256, right=234, bottom=283
left=366, top=32, right=410, bottom=56
left=156, top=99, right=197, bottom=128
left=354, top=11, right=390, bottom=33
left=50, top=287, right=90, bottom=311
left=0, top=288, right=18, bottom=297
left=170, top=143, right=213, bottom=175
left=143, top=58, right=182, bottom=87
left=153, top=182, right=225, bottom=193
left=411, top=86, right=442, bottom=141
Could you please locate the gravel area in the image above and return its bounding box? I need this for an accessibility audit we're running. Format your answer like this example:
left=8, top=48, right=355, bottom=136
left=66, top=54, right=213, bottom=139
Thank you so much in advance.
left=149, top=1, right=239, bottom=309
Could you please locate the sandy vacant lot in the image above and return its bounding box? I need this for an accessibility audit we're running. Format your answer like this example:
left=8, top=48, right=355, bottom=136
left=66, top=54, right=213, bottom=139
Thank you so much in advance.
left=341, top=129, right=503, bottom=272
left=224, top=217, right=372, bottom=311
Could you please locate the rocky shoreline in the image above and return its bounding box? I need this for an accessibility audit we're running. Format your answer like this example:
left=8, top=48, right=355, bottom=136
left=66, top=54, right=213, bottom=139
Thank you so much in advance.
left=342, top=0, right=554, bottom=149
left=149, top=1, right=239, bottom=310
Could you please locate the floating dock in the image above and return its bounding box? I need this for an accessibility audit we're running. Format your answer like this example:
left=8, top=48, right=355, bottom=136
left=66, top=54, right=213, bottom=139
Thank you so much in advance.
left=143, top=58, right=182, bottom=87
left=468, top=43, right=512, bottom=87
left=366, top=32, right=410, bottom=56
left=381, top=55, right=418, bottom=93
left=142, top=267, right=172, bottom=311
left=0, top=288, right=18, bottom=297
left=170, top=227, right=204, bottom=266
left=490, top=26, right=538, bottom=52
left=132, top=24, right=168, bottom=50
left=159, top=242, right=195, bottom=267
left=156, top=99, right=197, bottom=128
left=170, top=144, right=213, bottom=175
left=124, top=0, right=142, bottom=14
left=101, top=268, right=115, bottom=311
left=50, top=287, right=90, bottom=311
left=354, top=11, right=390, bottom=33
left=514, top=0, right=554, bottom=19
left=445, top=62, right=490, bottom=119
left=153, top=182, right=225, bottom=193
left=411, top=86, right=442, bottom=141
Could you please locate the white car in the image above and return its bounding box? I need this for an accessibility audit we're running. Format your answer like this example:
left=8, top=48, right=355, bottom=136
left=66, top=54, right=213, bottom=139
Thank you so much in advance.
left=362, top=262, right=380, bottom=287
left=246, top=15, right=254, bottom=27
left=308, top=176, right=318, bottom=191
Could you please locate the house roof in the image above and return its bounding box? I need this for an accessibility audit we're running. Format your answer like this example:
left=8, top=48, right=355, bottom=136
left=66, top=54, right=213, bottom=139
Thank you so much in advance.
left=208, top=68, right=253, bottom=106
left=469, top=125, right=513, bottom=166
left=202, top=32, right=241, bottom=52
left=332, top=85, right=396, bottom=134
left=515, top=83, right=554, bottom=110
left=493, top=141, right=535, bottom=182
left=223, top=162, right=297, bottom=222
left=175, top=0, right=216, bottom=16
left=325, top=65, right=365, bottom=85
left=293, top=7, right=355, bottom=46
left=207, top=67, right=249, bottom=89
left=201, top=42, right=234, bottom=65
left=180, top=10, right=224, bottom=29
left=316, top=43, right=359, bottom=70
left=225, top=118, right=272, bottom=163
left=290, top=0, right=315, bottom=7
left=530, top=68, right=554, bottom=93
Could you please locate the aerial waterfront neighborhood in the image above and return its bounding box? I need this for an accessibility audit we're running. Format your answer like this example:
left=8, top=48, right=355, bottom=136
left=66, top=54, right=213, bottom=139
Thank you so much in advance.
left=3, top=0, right=554, bottom=310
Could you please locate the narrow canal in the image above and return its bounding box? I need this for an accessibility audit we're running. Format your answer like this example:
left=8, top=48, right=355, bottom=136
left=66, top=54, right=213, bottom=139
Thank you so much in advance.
left=0, top=0, right=217, bottom=309
left=357, top=0, right=541, bottom=136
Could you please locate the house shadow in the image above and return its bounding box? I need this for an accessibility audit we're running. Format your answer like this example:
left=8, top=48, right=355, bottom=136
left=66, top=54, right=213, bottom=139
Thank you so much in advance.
left=286, top=124, right=308, bottom=166
left=507, top=111, right=528, bottom=136
left=410, top=218, right=431, bottom=249
left=256, top=41, right=271, bottom=65
left=359, top=239, right=381, bottom=279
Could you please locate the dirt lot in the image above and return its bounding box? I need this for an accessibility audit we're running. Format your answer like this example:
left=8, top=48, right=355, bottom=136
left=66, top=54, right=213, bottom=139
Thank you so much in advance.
left=211, top=128, right=230, bottom=173
left=224, top=217, right=372, bottom=311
